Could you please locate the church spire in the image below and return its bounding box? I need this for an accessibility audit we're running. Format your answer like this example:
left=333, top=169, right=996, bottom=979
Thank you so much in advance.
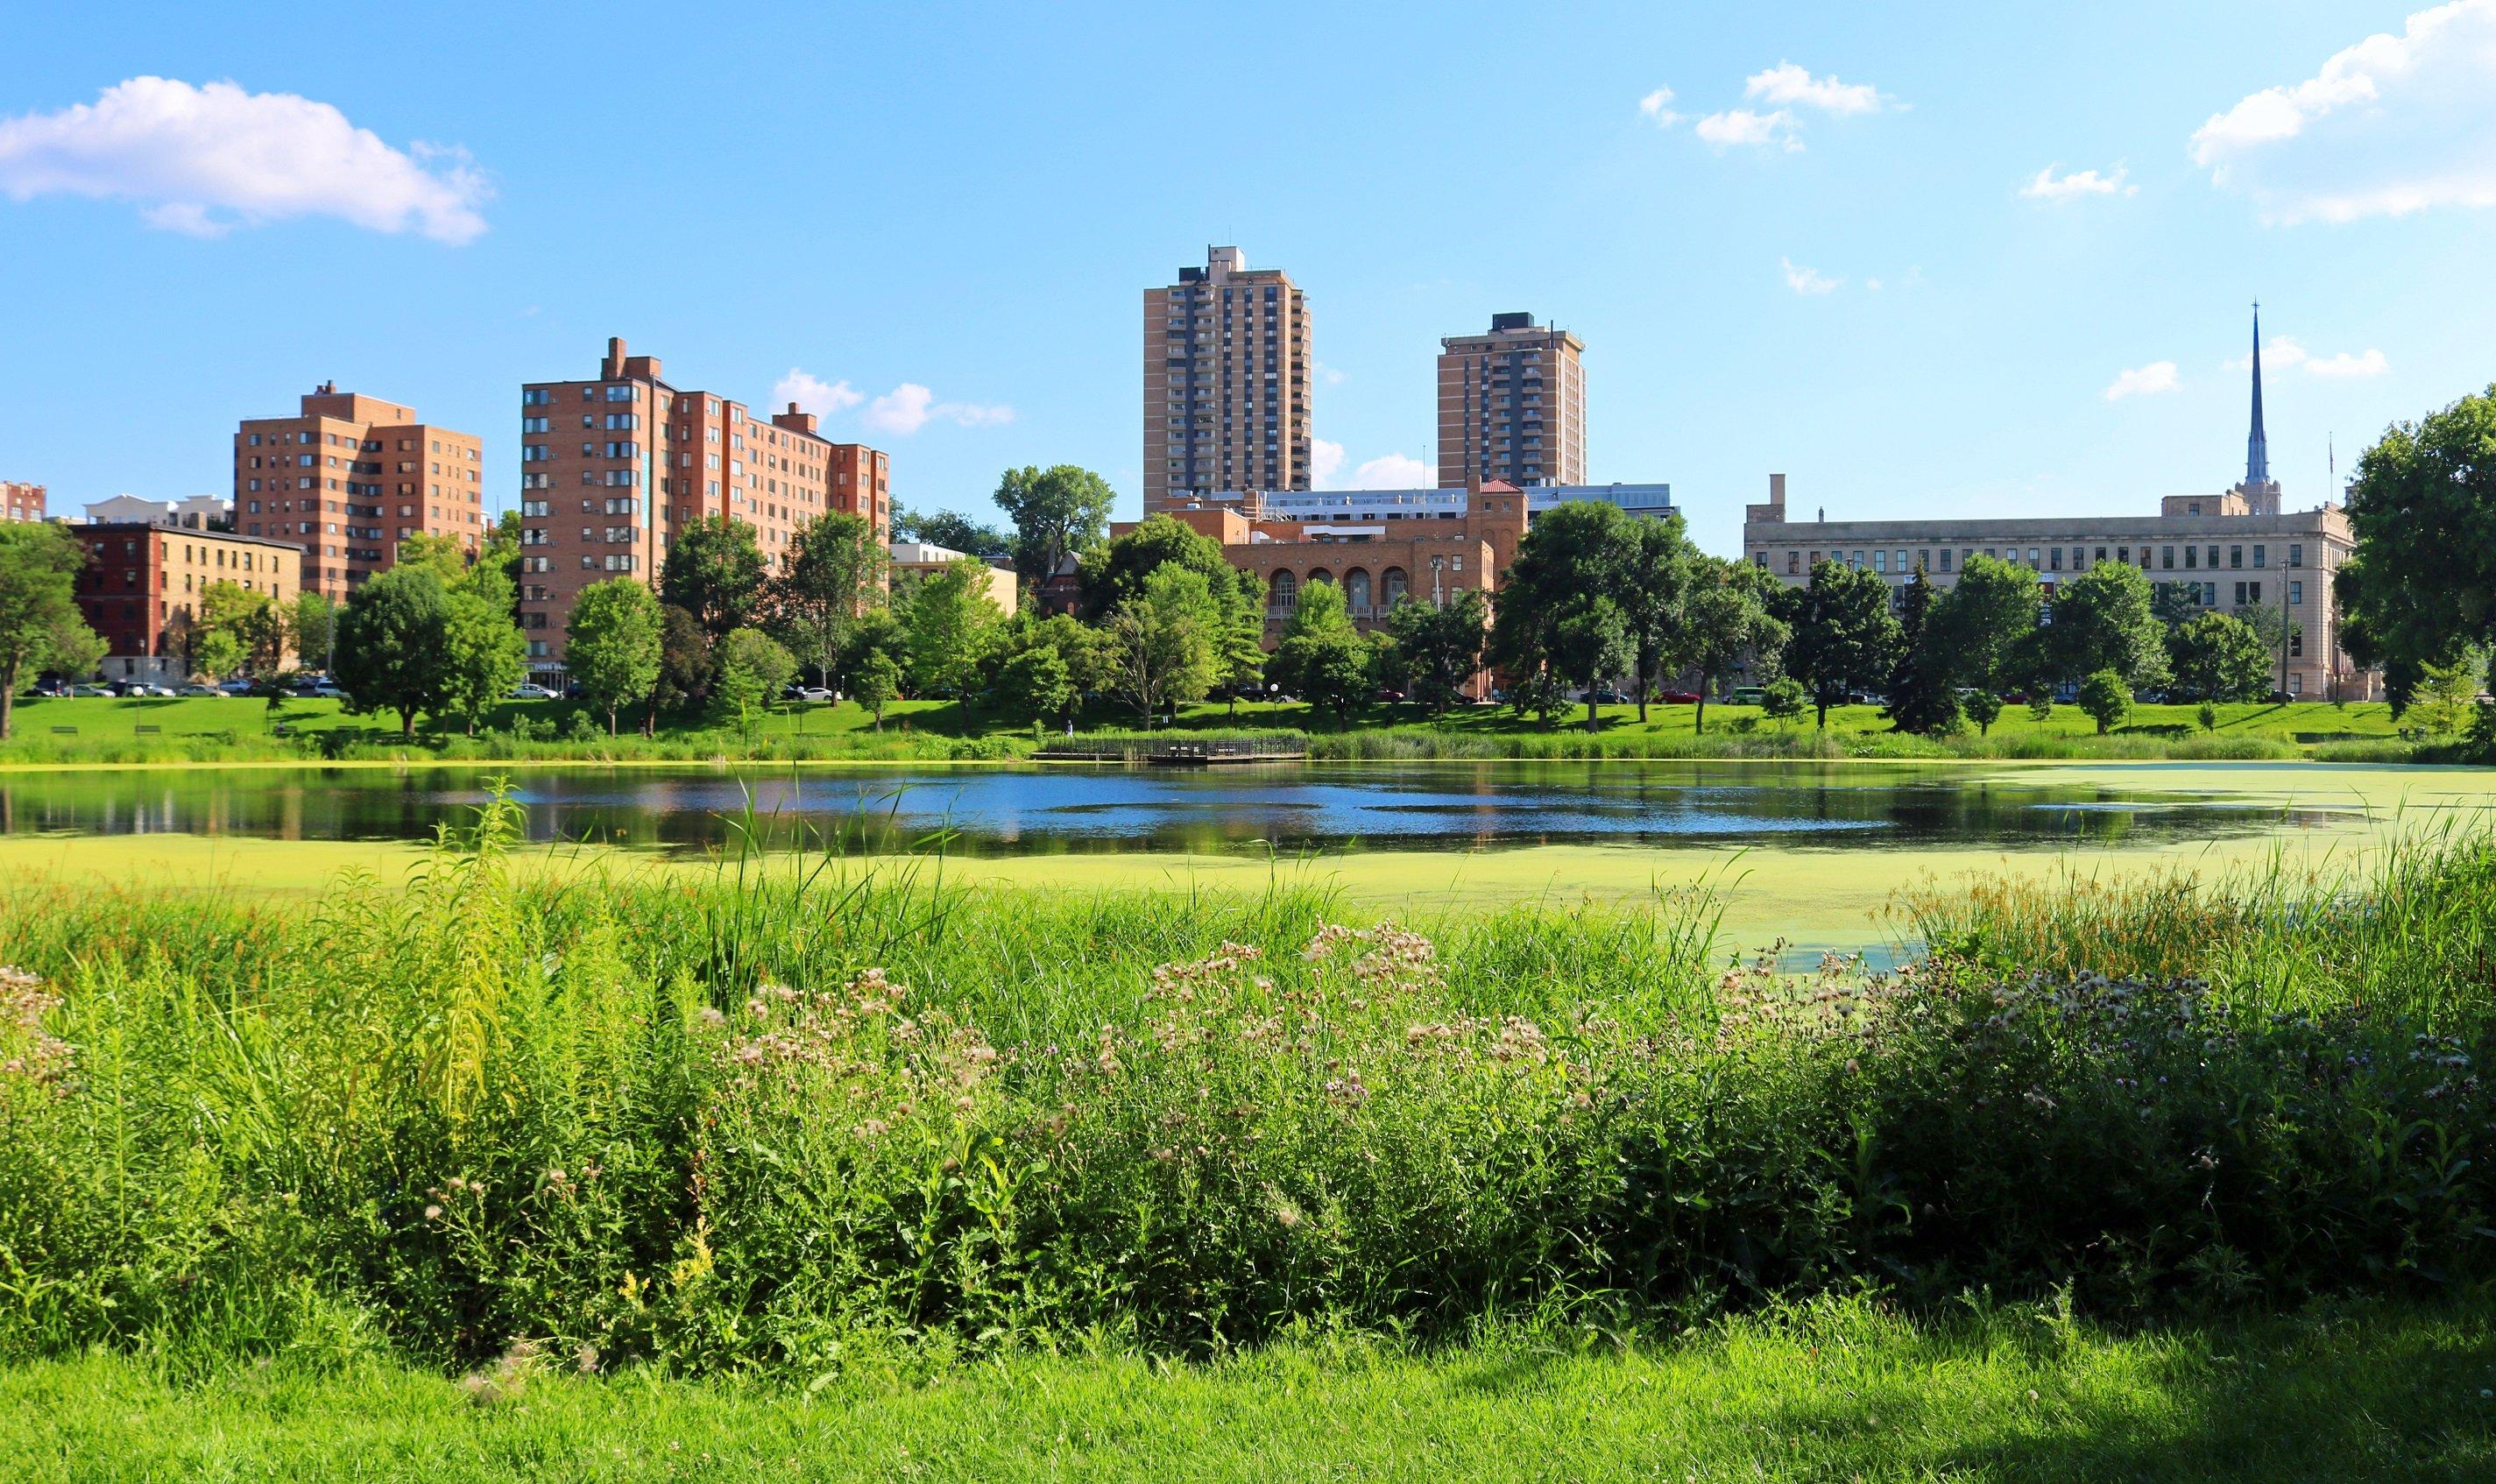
left=2245, top=301, right=2270, bottom=486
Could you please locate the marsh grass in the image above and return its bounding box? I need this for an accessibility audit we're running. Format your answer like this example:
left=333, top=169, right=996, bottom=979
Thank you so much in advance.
left=3, top=802, right=2496, bottom=1381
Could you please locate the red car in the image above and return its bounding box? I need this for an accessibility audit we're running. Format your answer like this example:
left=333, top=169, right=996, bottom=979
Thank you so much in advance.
left=1654, top=689, right=1702, bottom=705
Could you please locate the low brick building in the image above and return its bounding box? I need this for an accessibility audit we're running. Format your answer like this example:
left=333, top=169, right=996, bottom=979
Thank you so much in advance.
left=890, top=541, right=1016, bottom=612
left=2, top=481, right=44, bottom=524
left=73, top=522, right=304, bottom=685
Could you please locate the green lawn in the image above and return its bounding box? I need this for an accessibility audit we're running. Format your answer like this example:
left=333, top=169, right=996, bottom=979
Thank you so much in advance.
left=0, top=690, right=2411, bottom=767
left=5, top=1297, right=2490, bottom=1481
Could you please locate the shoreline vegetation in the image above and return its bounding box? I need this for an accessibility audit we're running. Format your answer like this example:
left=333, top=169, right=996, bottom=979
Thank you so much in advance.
left=4, top=803, right=2496, bottom=1478
left=0, top=692, right=2472, bottom=768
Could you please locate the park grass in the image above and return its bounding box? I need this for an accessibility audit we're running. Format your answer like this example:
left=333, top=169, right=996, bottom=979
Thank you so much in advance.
left=5, top=1293, right=2492, bottom=1481
left=0, top=691, right=2426, bottom=767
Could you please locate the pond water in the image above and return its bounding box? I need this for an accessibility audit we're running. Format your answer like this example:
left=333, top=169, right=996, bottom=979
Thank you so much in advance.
left=0, top=761, right=2378, bottom=858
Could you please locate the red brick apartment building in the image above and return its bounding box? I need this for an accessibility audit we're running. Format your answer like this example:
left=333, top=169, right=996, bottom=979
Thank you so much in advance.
left=516, top=338, right=888, bottom=668
left=73, top=523, right=304, bottom=684
left=233, top=384, right=484, bottom=600
left=3, top=482, right=45, bottom=524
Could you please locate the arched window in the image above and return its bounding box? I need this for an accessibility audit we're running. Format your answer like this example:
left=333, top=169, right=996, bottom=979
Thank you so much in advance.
left=1268, top=569, right=1298, bottom=614
left=1305, top=567, right=1333, bottom=586
left=1344, top=569, right=1371, bottom=615
left=1381, top=567, right=1409, bottom=607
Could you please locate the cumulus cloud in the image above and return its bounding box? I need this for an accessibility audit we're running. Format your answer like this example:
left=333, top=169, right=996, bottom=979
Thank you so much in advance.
left=1696, top=108, right=1800, bottom=151
left=861, top=383, right=1015, bottom=436
left=1310, top=438, right=1346, bottom=484
left=1743, top=62, right=1891, bottom=116
left=2304, top=347, right=2392, bottom=378
left=1780, top=257, right=1841, bottom=294
left=2104, top=361, right=2181, bottom=400
left=2190, top=0, right=2496, bottom=222
left=2224, top=336, right=2389, bottom=378
left=0, top=76, right=487, bottom=242
left=2020, top=164, right=2138, bottom=200
left=1637, top=87, right=1682, bottom=127
left=772, top=369, right=862, bottom=416
left=1349, top=453, right=1432, bottom=490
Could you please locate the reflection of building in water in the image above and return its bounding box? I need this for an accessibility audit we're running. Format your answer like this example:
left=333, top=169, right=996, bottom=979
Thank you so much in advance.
left=1739, top=307, right=2375, bottom=701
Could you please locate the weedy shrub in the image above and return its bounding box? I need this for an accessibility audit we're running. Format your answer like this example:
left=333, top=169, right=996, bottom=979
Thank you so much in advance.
left=4, top=809, right=2495, bottom=1375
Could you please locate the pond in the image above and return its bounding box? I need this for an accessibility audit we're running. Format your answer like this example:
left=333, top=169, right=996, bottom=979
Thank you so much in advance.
left=0, top=760, right=2388, bottom=857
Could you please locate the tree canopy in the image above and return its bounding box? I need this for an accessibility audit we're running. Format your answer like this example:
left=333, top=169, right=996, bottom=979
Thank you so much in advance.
left=661, top=516, right=767, bottom=640
left=1490, top=500, right=1638, bottom=731
left=567, top=578, right=665, bottom=734
left=1774, top=560, right=1901, bottom=729
left=993, top=464, right=1115, bottom=597
left=2336, top=384, right=2496, bottom=710
left=0, top=522, right=103, bottom=741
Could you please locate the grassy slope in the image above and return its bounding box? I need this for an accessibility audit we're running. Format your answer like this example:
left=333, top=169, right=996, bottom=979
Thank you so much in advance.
left=4, top=1298, right=2491, bottom=1482
left=0, top=692, right=2408, bottom=767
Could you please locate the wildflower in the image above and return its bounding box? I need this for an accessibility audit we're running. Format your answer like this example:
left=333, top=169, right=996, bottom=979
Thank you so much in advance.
left=424, top=1204, right=443, bottom=1221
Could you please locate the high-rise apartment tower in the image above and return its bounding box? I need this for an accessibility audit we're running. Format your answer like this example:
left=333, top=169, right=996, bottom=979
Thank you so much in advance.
left=233, top=385, right=484, bottom=599
left=516, top=338, right=887, bottom=668
left=1437, top=313, right=1585, bottom=489
left=1145, top=246, right=1311, bottom=512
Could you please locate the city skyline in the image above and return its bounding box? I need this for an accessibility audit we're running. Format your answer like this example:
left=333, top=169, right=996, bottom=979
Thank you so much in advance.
left=4, top=2, right=2494, bottom=558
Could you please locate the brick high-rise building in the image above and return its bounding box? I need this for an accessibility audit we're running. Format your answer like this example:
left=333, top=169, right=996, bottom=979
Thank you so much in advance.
left=3, top=481, right=45, bottom=524
left=233, top=384, right=484, bottom=600
left=1438, top=313, right=1585, bottom=489
left=517, top=337, right=887, bottom=669
left=1145, top=246, right=1311, bottom=512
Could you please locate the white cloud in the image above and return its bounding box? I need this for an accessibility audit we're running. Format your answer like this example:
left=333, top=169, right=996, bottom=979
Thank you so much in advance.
left=1780, top=257, right=1841, bottom=294
left=1743, top=61, right=1891, bottom=116
left=1310, top=438, right=1346, bottom=483
left=2190, top=0, right=2496, bottom=222
left=2305, top=347, right=2392, bottom=378
left=771, top=369, right=862, bottom=416
left=2104, top=361, right=2181, bottom=400
left=1638, top=86, right=1682, bottom=127
left=0, top=76, right=487, bottom=242
left=2020, top=164, right=2138, bottom=200
left=1349, top=454, right=1432, bottom=490
left=2226, top=336, right=2310, bottom=371
left=1695, top=108, right=1800, bottom=151
left=860, top=383, right=1014, bottom=435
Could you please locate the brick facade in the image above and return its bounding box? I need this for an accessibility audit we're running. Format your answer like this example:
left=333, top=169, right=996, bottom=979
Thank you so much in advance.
left=72, top=522, right=303, bottom=683
left=234, top=385, right=484, bottom=600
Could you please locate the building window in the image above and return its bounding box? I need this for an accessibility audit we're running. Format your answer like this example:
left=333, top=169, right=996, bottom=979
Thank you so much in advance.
left=1938, top=549, right=1952, bottom=572
left=2230, top=545, right=2243, bottom=569
left=2160, top=546, right=2174, bottom=569
left=2050, top=548, right=2063, bottom=571
left=1786, top=551, right=1800, bottom=575
left=2288, top=543, right=2304, bottom=569
left=2289, top=580, right=2303, bottom=605
left=1872, top=550, right=1888, bottom=573
left=2184, top=545, right=2198, bottom=569
left=2252, top=544, right=2266, bottom=569
left=2290, top=630, right=2303, bottom=657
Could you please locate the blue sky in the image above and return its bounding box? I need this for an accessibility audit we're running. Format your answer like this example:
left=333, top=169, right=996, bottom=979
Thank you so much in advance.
left=4, top=0, right=2492, bottom=556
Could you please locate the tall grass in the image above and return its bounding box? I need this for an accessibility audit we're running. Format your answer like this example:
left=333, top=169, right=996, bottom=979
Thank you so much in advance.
left=4, top=810, right=2495, bottom=1377
left=1305, top=724, right=2315, bottom=762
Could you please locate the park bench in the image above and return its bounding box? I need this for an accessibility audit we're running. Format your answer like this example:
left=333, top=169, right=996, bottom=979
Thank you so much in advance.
left=135, top=724, right=160, bottom=735
left=50, top=725, right=76, bottom=736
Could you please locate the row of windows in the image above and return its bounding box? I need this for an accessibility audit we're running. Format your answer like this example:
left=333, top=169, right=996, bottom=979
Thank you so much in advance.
left=1766, top=541, right=2309, bottom=577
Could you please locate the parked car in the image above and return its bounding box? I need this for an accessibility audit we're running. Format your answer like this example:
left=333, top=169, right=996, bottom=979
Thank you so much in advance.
left=782, top=684, right=834, bottom=703
left=1586, top=688, right=1634, bottom=705
left=116, top=681, right=176, bottom=697
left=219, top=677, right=257, bottom=696
left=1372, top=688, right=1405, bottom=704
left=1729, top=687, right=1766, bottom=706
left=1654, top=689, right=1702, bottom=705
left=295, top=680, right=347, bottom=699
left=179, top=683, right=225, bottom=696
left=70, top=683, right=115, bottom=697
left=510, top=682, right=560, bottom=700
left=31, top=678, right=70, bottom=698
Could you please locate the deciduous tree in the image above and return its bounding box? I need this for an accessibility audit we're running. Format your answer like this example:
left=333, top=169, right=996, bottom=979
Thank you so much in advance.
left=0, top=522, right=101, bottom=740
left=1100, top=564, right=1218, bottom=727
left=1682, top=557, right=1789, bottom=736
left=2166, top=611, right=2271, bottom=703
left=1269, top=579, right=1372, bottom=725
left=661, top=516, right=767, bottom=640
left=334, top=566, right=452, bottom=739
left=2048, top=561, right=2169, bottom=690
left=1385, top=590, right=1488, bottom=714
left=567, top=578, right=665, bottom=734
left=2335, top=385, right=2496, bottom=709
left=767, top=512, right=886, bottom=689
left=1931, top=555, right=2044, bottom=735
left=901, top=555, right=1007, bottom=706
left=1489, top=500, right=1637, bottom=731
left=993, top=464, right=1115, bottom=597
left=1774, top=560, right=1901, bottom=729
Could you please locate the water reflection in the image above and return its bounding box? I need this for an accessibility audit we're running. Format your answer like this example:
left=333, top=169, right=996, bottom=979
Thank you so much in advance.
left=0, top=762, right=2363, bottom=857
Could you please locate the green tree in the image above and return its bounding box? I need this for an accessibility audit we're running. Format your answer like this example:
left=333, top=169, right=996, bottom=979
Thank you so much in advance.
left=2078, top=668, right=2132, bottom=735
left=1774, top=560, right=1901, bottom=729
left=333, top=566, right=453, bottom=739
left=198, top=580, right=285, bottom=675
left=1884, top=565, right=1962, bottom=737
left=901, top=555, right=1007, bottom=706
left=1681, top=558, right=1789, bottom=736
left=192, top=628, right=246, bottom=683
left=711, top=627, right=796, bottom=736
left=1269, top=579, right=1372, bottom=726
left=392, top=532, right=472, bottom=585
left=991, top=643, right=1074, bottom=722
left=1509, top=668, right=1572, bottom=729
left=894, top=505, right=1013, bottom=560
left=1620, top=514, right=1695, bottom=722
left=1100, top=564, right=1219, bottom=727
left=2335, top=385, right=2496, bottom=707
left=433, top=590, right=527, bottom=735
left=767, top=512, right=887, bottom=689
left=1212, top=567, right=1268, bottom=714
left=1761, top=675, right=1807, bottom=725
left=287, top=591, right=338, bottom=672
left=661, top=515, right=767, bottom=640
left=852, top=648, right=902, bottom=731
left=2048, top=562, right=2169, bottom=689
left=566, top=578, right=665, bottom=735
left=2232, top=598, right=2294, bottom=698
left=2166, top=611, right=2272, bottom=703
left=654, top=604, right=711, bottom=724
left=1385, top=590, right=1488, bottom=714
left=2411, top=647, right=2486, bottom=735
left=0, top=522, right=101, bottom=739
left=1931, top=555, right=2044, bottom=735
left=1489, top=500, right=1637, bottom=731
left=993, top=464, right=1116, bottom=597
left=1076, top=513, right=1233, bottom=620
